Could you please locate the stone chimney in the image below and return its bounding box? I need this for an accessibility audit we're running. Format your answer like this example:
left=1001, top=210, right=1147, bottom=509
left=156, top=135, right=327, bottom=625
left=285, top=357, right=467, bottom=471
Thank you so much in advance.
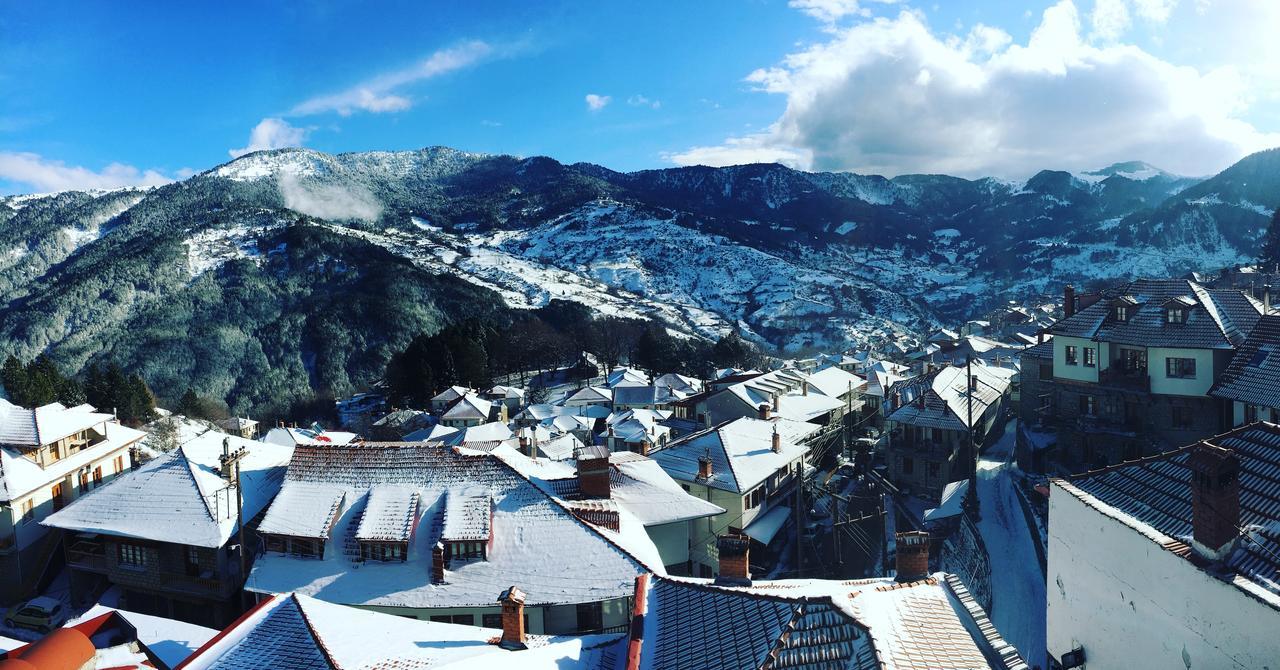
left=773, top=394, right=781, bottom=413
left=771, top=426, right=782, bottom=453
left=697, top=453, right=713, bottom=480
left=432, top=542, right=446, bottom=584
left=1188, top=443, right=1241, bottom=560
left=714, top=533, right=752, bottom=586
left=1064, top=284, right=1076, bottom=318
left=758, top=403, right=771, bottom=420
left=497, top=586, right=527, bottom=650
left=577, top=446, right=612, bottom=499
left=802, top=381, right=809, bottom=396
left=895, top=531, right=930, bottom=582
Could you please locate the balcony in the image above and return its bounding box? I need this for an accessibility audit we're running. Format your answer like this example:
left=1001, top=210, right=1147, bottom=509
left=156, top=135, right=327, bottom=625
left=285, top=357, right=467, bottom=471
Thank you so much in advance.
left=1098, top=366, right=1150, bottom=392
left=66, top=539, right=108, bottom=573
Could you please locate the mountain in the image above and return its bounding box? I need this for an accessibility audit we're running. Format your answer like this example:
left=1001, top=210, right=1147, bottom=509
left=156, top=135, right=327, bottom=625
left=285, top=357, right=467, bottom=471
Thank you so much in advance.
left=1, top=146, right=1276, bottom=415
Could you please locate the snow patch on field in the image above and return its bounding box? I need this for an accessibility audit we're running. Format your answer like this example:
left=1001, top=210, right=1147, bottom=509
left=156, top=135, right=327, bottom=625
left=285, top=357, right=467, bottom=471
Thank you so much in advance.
left=834, top=221, right=858, bottom=235
left=184, top=225, right=272, bottom=277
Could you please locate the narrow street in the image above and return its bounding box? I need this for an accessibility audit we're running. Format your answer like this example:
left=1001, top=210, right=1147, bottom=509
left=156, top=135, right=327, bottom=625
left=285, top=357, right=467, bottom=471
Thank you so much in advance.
left=977, top=418, right=1047, bottom=667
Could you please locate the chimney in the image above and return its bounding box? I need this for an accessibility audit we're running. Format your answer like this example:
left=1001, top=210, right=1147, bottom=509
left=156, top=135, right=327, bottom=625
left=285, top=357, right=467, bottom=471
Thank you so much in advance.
left=1064, top=284, right=1076, bottom=318
left=497, top=586, right=527, bottom=650
left=802, top=381, right=809, bottom=396
left=432, top=542, right=446, bottom=584
left=895, top=531, right=930, bottom=582
left=697, top=453, right=713, bottom=480
left=518, top=433, right=530, bottom=454
left=577, top=447, right=612, bottom=499
left=771, top=426, right=782, bottom=453
left=714, top=533, right=751, bottom=586
left=640, top=439, right=651, bottom=457
left=1265, top=285, right=1272, bottom=314
left=773, top=394, right=781, bottom=413
left=1188, top=443, right=1241, bottom=560
left=758, top=403, right=771, bottom=420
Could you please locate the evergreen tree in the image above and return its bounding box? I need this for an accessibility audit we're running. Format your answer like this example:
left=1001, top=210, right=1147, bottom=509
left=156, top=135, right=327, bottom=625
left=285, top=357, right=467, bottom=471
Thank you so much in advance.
left=1262, top=208, right=1280, bottom=273
left=150, top=413, right=181, bottom=452
left=1, top=356, right=26, bottom=404
left=177, top=388, right=200, bottom=417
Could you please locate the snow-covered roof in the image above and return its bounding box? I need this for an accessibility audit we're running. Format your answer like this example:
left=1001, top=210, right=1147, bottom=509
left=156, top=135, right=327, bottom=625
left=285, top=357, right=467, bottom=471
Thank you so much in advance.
left=492, top=447, right=724, bottom=527
left=442, top=487, right=491, bottom=542
left=611, top=385, right=676, bottom=406
left=653, top=373, right=701, bottom=394
left=431, top=385, right=474, bottom=404
left=255, top=482, right=346, bottom=539
left=606, top=367, right=650, bottom=388
left=262, top=426, right=356, bottom=447
left=403, top=423, right=458, bottom=442
left=564, top=386, right=612, bottom=405
left=886, top=363, right=1009, bottom=431
left=635, top=573, right=1027, bottom=670
left=440, top=421, right=513, bottom=446
left=0, top=399, right=114, bottom=447
left=650, top=417, right=810, bottom=494
left=248, top=442, right=661, bottom=609
left=443, top=394, right=493, bottom=421
left=356, top=484, right=421, bottom=543
left=806, top=366, right=866, bottom=398
left=180, top=592, right=623, bottom=669
left=44, top=429, right=293, bottom=548
left=924, top=479, right=970, bottom=521
left=485, top=384, right=526, bottom=400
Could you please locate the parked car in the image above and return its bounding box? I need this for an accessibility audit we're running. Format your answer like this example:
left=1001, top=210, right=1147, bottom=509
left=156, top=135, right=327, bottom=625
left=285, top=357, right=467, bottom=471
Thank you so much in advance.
left=4, top=596, right=68, bottom=633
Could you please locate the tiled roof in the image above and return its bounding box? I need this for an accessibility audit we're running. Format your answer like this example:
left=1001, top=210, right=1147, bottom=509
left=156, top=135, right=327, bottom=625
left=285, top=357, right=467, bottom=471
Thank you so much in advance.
left=886, top=363, right=1008, bottom=431
left=355, top=484, right=420, bottom=543
left=1018, top=339, right=1053, bottom=360
left=635, top=574, right=1027, bottom=670
left=255, top=483, right=345, bottom=539
left=1210, top=315, right=1280, bottom=408
left=1048, top=278, right=1262, bottom=349
left=1063, top=422, right=1280, bottom=601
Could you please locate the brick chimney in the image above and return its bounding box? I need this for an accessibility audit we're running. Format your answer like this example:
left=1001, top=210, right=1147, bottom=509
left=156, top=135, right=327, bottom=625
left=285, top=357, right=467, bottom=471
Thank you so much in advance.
left=640, top=439, right=651, bottom=456
left=1188, top=442, right=1241, bottom=560
left=802, top=381, right=809, bottom=396
left=773, top=394, right=781, bottom=413
left=697, top=453, right=713, bottom=480
left=432, top=542, right=446, bottom=584
left=497, top=586, right=527, bottom=650
left=771, top=426, right=782, bottom=453
left=1064, top=284, right=1076, bottom=318
left=518, top=432, right=531, bottom=454
left=895, top=531, right=930, bottom=582
left=758, top=403, right=771, bottom=420
left=577, top=446, right=612, bottom=499
left=714, top=533, right=751, bottom=586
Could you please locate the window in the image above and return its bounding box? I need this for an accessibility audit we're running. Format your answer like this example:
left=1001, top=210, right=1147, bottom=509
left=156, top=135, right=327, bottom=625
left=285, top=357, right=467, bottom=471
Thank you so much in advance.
left=1065, top=345, right=1078, bottom=365
left=927, top=462, right=940, bottom=478
left=51, top=483, right=65, bottom=511
left=185, top=546, right=202, bottom=576
left=117, top=543, right=149, bottom=569
left=1083, top=347, right=1096, bottom=367
left=576, top=602, right=604, bottom=633
left=92, top=467, right=102, bottom=488
left=1271, top=408, right=1280, bottom=423
left=79, top=471, right=89, bottom=491
left=902, top=456, right=915, bottom=475
left=1120, top=348, right=1146, bottom=372
left=448, top=541, right=485, bottom=560
left=1172, top=405, right=1194, bottom=429
left=1114, top=305, right=1129, bottom=321
left=290, top=538, right=321, bottom=558
left=265, top=535, right=287, bottom=553
left=19, top=499, right=33, bottom=525
left=1246, top=404, right=1259, bottom=423
left=744, top=487, right=763, bottom=510
left=48, top=443, right=62, bottom=462
left=1166, top=307, right=1186, bottom=324
left=361, top=542, right=405, bottom=562
left=1078, top=395, right=1096, bottom=416
left=482, top=613, right=502, bottom=629
left=113, top=455, right=125, bottom=473
left=432, top=614, right=474, bottom=625
left=1166, top=357, right=1197, bottom=379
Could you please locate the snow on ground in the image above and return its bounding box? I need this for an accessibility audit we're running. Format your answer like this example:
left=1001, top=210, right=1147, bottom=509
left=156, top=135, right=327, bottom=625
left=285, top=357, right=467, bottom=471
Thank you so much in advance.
left=976, top=418, right=1047, bottom=665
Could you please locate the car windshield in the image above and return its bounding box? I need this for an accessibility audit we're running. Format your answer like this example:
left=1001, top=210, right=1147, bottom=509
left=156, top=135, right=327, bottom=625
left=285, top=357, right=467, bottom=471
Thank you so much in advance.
left=19, top=608, right=41, bottom=617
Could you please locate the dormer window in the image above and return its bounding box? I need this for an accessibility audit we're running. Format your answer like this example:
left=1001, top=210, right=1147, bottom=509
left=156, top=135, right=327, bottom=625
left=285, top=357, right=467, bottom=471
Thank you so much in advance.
left=1114, top=305, right=1129, bottom=321
left=1166, top=307, right=1186, bottom=324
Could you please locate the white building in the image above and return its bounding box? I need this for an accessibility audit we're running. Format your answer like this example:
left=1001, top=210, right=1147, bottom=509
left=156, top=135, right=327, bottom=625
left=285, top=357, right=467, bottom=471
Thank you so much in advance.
left=0, top=399, right=145, bottom=602
left=1048, top=423, right=1280, bottom=669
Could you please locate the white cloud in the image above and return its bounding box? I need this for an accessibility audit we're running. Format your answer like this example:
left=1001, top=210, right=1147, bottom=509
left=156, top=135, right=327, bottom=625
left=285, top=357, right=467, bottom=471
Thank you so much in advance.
left=0, top=152, right=171, bottom=193
left=279, top=172, right=382, bottom=222
left=1090, top=0, right=1131, bottom=41
left=627, top=94, right=662, bottom=109
left=291, top=41, right=492, bottom=117
left=228, top=118, right=307, bottom=158
left=789, top=0, right=900, bottom=25
left=672, top=1, right=1280, bottom=177
left=585, top=94, right=612, bottom=111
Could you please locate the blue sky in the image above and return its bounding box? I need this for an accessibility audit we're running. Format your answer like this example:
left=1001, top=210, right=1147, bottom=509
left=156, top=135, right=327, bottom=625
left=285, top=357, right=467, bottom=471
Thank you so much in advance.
left=2, top=0, right=1278, bottom=193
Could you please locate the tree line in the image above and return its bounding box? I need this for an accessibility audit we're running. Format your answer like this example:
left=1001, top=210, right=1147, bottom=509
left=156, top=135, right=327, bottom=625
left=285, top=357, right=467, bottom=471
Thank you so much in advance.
left=385, top=299, right=766, bottom=408
left=1, top=355, right=158, bottom=425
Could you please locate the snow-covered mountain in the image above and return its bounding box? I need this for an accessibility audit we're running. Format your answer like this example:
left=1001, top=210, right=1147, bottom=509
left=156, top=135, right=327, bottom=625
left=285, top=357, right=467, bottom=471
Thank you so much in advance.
left=1, top=146, right=1275, bottom=410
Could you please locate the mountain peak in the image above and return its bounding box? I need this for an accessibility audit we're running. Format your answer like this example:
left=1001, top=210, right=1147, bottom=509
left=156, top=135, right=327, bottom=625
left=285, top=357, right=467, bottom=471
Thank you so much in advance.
left=1084, top=161, right=1174, bottom=181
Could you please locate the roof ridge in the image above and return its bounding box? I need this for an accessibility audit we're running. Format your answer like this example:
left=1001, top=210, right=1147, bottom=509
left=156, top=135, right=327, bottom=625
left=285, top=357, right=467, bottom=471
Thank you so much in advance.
left=175, top=447, right=222, bottom=525
left=291, top=594, right=341, bottom=670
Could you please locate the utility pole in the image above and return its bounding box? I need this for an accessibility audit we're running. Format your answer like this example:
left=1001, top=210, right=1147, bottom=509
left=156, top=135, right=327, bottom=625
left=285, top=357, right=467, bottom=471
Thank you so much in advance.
left=219, top=438, right=249, bottom=601
left=966, top=355, right=981, bottom=521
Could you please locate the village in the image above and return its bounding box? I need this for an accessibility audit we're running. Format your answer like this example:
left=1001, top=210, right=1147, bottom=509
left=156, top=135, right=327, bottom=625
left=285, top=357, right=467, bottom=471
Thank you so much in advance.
left=0, top=272, right=1274, bottom=668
